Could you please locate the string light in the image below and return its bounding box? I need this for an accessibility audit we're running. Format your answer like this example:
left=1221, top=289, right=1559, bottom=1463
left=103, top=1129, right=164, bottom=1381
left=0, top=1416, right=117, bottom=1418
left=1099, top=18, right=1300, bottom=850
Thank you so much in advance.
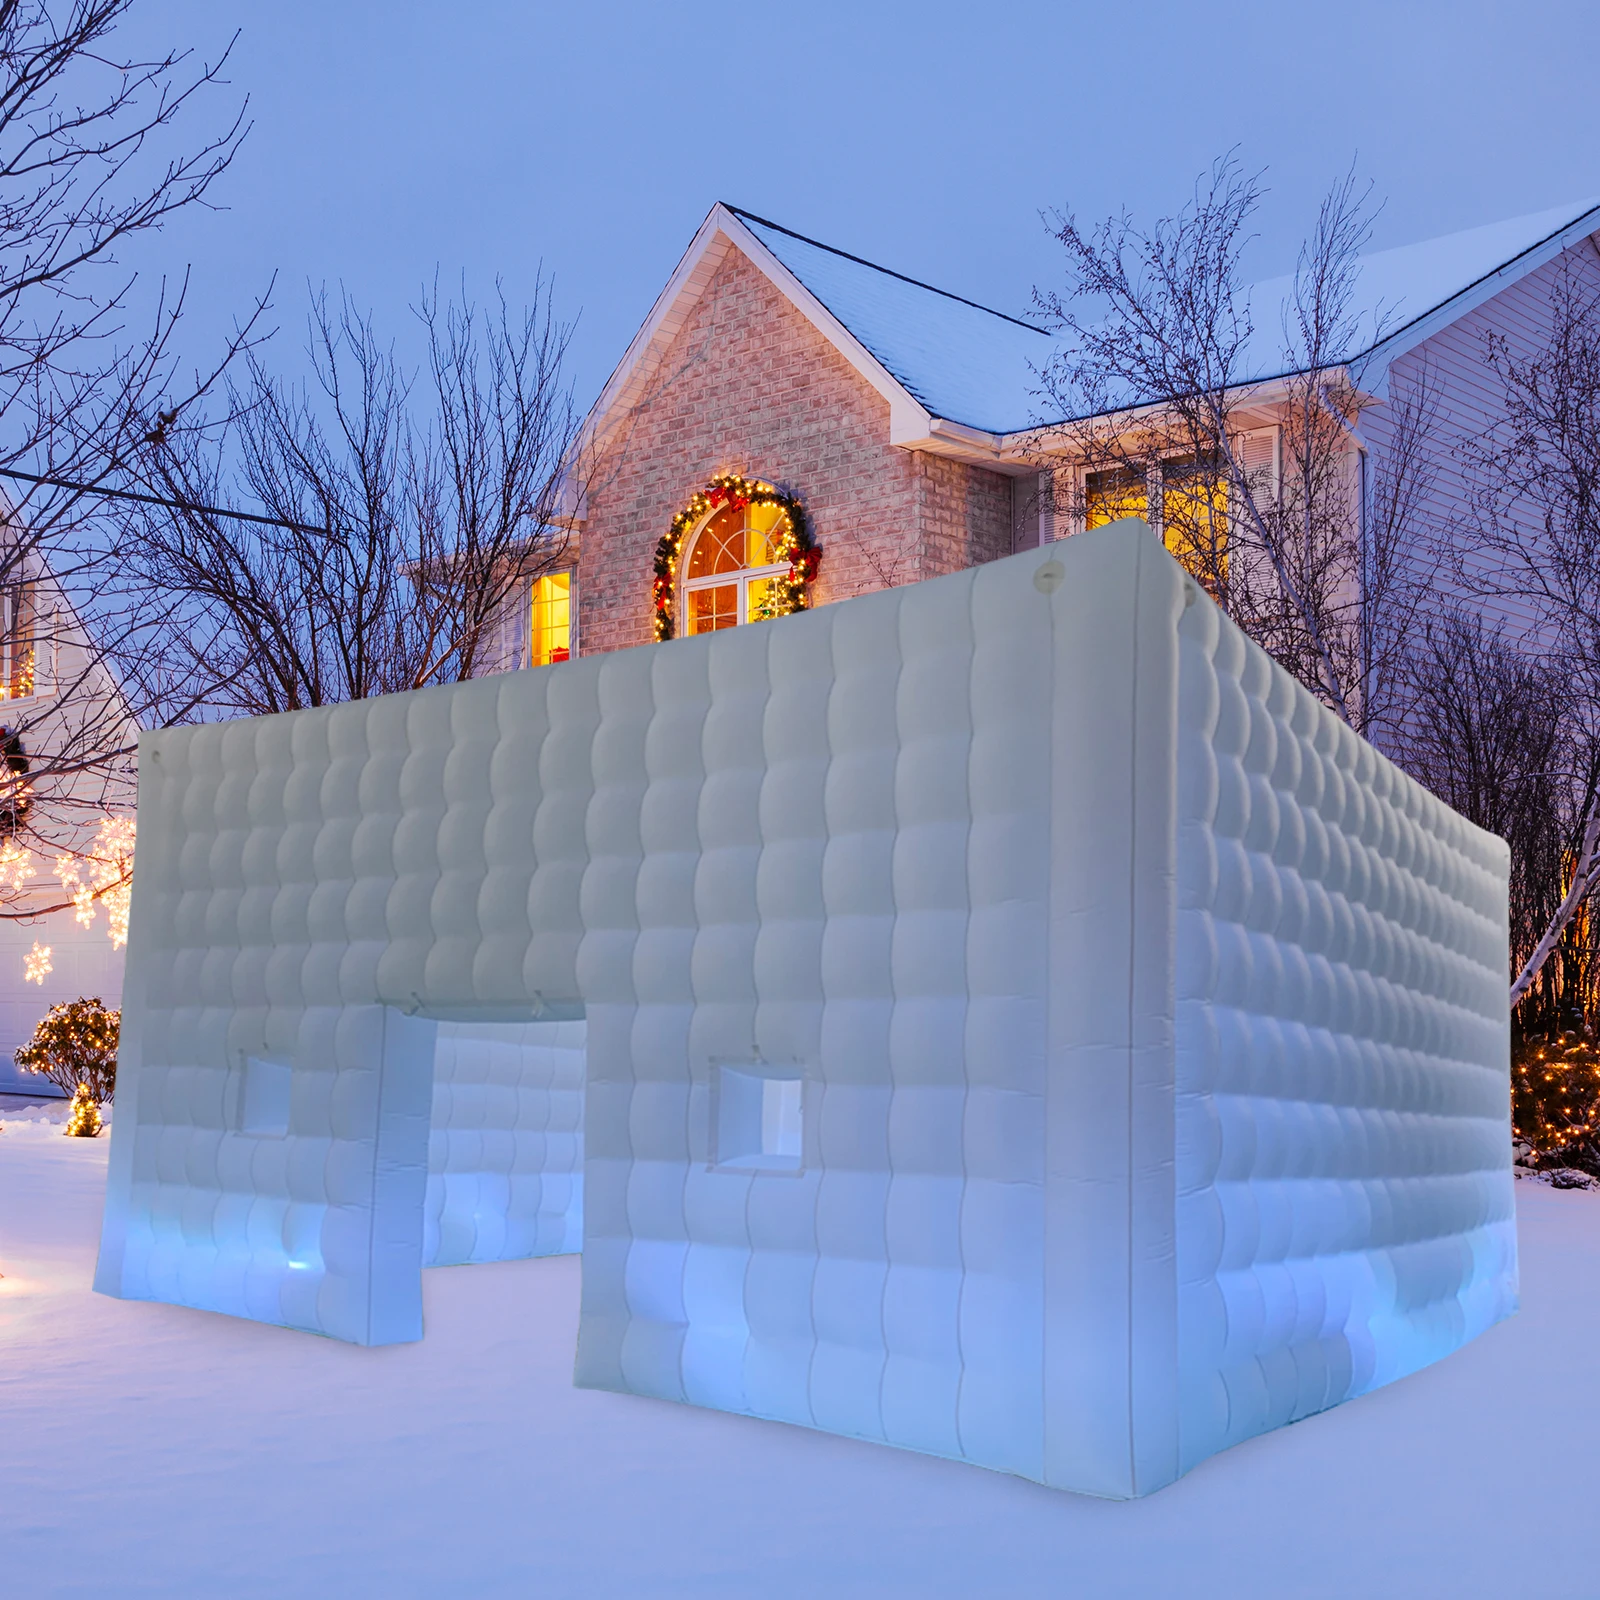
left=0, top=645, right=35, bottom=701
left=7, top=814, right=134, bottom=983
left=0, top=767, right=32, bottom=817
left=1514, top=1030, right=1600, bottom=1173
left=56, top=851, right=94, bottom=926
left=0, top=837, right=31, bottom=891
left=14, top=995, right=119, bottom=1111
left=64, top=1081, right=101, bottom=1137
left=653, top=472, right=821, bottom=642
left=52, top=813, right=135, bottom=950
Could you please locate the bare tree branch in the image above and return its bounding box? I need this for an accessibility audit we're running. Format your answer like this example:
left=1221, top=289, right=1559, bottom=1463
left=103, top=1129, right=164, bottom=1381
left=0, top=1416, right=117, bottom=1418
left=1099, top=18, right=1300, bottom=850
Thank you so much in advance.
left=1511, top=810, right=1600, bottom=1009
left=1029, top=157, right=1428, bottom=735
left=115, top=275, right=584, bottom=718
left=0, top=1, right=255, bottom=936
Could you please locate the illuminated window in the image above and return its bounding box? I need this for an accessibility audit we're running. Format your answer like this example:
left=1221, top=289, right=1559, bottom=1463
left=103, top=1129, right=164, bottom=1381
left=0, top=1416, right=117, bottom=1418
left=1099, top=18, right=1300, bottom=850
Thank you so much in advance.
left=1158, top=457, right=1228, bottom=586
left=1084, top=461, right=1227, bottom=587
left=682, top=502, right=790, bottom=636
left=1, top=584, right=36, bottom=700
left=529, top=573, right=571, bottom=667
left=1084, top=467, right=1149, bottom=530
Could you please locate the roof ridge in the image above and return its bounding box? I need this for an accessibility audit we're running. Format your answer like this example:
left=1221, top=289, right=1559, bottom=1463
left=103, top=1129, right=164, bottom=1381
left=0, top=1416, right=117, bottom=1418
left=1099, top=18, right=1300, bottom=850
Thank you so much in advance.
left=723, top=203, right=1049, bottom=337
left=1347, top=197, right=1600, bottom=364
left=1367, top=196, right=1600, bottom=262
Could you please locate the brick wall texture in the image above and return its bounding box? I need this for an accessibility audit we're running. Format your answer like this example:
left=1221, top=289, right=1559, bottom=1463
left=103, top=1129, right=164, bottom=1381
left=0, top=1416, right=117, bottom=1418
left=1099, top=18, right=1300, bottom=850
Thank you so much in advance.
left=577, top=244, right=1015, bottom=657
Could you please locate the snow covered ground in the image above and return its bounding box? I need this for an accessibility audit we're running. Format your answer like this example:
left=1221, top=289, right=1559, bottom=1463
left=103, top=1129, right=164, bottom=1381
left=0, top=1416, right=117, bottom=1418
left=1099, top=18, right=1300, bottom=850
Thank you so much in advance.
left=3, top=1103, right=1596, bottom=1599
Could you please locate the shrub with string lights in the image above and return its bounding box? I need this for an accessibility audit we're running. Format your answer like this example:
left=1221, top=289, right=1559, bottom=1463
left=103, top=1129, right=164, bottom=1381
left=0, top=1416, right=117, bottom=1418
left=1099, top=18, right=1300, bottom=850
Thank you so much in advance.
left=14, top=996, right=119, bottom=1113
left=1513, top=1027, right=1600, bottom=1176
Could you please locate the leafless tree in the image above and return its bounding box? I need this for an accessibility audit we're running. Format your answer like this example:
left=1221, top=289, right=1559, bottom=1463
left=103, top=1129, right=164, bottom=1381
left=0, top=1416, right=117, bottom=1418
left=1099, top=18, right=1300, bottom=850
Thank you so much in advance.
left=1031, top=156, right=1437, bottom=744
left=118, top=278, right=581, bottom=718
left=1461, top=264, right=1600, bottom=691
left=0, top=1, right=256, bottom=931
left=1401, top=608, right=1593, bottom=1027
left=1450, top=260, right=1600, bottom=1008
left=1027, top=154, right=1600, bottom=1018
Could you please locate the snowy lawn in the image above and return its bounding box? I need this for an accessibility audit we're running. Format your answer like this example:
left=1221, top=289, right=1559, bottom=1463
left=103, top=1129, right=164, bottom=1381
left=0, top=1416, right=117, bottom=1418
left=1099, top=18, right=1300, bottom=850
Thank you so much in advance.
left=3, top=1107, right=1596, bottom=1599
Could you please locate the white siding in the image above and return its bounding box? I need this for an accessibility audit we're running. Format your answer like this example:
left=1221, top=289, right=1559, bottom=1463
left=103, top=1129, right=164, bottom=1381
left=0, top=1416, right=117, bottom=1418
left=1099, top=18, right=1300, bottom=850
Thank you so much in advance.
left=0, top=559, right=135, bottom=1095
left=1364, top=239, right=1600, bottom=651
left=0, top=906, right=124, bottom=1094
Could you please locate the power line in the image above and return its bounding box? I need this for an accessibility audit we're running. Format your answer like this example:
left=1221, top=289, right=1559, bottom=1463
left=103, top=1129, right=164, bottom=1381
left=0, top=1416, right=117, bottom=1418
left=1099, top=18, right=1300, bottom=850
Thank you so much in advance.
left=0, top=466, right=328, bottom=536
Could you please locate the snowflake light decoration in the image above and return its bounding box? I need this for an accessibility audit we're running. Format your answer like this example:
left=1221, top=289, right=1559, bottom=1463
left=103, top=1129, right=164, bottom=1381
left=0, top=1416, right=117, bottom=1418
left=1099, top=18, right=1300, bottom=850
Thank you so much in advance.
left=0, top=837, right=31, bottom=891
left=54, top=815, right=135, bottom=948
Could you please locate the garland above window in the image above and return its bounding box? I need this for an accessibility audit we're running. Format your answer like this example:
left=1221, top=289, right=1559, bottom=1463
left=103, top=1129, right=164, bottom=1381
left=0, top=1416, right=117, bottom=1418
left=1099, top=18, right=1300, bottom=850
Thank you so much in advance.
left=653, top=472, right=821, bottom=642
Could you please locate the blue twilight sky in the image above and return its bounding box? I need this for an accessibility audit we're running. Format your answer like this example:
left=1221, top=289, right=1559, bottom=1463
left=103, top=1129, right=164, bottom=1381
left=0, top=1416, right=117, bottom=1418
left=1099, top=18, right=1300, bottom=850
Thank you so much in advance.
left=117, top=0, right=1600, bottom=415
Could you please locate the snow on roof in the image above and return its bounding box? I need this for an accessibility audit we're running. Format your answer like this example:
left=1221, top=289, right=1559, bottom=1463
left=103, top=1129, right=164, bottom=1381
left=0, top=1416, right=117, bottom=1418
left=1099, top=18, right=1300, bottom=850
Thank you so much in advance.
left=1242, top=198, right=1600, bottom=382
left=730, top=207, right=1052, bottom=436
left=734, top=198, right=1600, bottom=438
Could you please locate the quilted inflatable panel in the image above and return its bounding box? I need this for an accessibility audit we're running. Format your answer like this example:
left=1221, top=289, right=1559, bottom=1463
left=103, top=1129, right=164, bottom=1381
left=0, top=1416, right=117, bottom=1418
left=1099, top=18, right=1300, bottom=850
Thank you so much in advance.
left=95, top=664, right=602, bottom=1345
left=573, top=553, right=1055, bottom=1485
left=1172, top=600, right=1516, bottom=1474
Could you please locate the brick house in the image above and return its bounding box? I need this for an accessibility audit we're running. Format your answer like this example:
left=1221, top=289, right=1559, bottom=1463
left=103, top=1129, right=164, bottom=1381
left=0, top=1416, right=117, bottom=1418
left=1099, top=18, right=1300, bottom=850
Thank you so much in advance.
left=512, top=198, right=1600, bottom=674
left=516, top=204, right=1050, bottom=670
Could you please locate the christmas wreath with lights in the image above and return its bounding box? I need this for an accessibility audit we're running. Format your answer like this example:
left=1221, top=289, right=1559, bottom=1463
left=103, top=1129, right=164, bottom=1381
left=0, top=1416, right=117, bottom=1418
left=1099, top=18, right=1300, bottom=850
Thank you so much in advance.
left=653, top=472, right=821, bottom=642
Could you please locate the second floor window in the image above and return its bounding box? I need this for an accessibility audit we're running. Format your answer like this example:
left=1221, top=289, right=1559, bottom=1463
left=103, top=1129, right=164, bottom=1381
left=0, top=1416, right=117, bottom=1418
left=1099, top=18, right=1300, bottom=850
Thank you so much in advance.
left=1084, top=466, right=1150, bottom=531
left=1, top=584, right=36, bottom=700
left=682, top=502, right=791, bottom=635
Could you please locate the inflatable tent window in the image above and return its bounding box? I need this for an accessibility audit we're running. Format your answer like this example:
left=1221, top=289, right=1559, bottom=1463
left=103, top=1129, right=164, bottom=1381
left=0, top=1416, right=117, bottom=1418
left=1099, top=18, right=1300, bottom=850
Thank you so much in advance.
left=96, top=520, right=1516, bottom=1498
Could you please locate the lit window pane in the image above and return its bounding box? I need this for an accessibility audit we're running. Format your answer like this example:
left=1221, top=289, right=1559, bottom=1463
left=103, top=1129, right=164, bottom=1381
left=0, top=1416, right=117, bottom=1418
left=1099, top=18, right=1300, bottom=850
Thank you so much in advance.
left=686, top=507, right=746, bottom=577
left=746, top=502, right=786, bottom=566
left=688, top=583, right=739, bottom=634
left=746, top=577, right=777, bottom=622
left=1, top=583, right=35, bottom=700
left=679, top=493, right=800, bottom=635
left=1161, top=463, right=1228, bottom=586
left=530, top=572, right=571, bottom=666
left=1085, top=468, right=1147, bottom=530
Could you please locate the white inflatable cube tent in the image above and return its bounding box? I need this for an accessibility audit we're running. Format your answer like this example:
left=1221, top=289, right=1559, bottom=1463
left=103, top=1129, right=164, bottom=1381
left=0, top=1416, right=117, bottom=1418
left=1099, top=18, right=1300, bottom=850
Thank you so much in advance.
left=95, top=520, right=1516, bottom=1499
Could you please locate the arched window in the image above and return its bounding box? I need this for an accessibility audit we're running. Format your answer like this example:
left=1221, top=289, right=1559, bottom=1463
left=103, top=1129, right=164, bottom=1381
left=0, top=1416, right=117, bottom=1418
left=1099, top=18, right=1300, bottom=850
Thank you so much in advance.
left=681, top=501, right=792, bottom=635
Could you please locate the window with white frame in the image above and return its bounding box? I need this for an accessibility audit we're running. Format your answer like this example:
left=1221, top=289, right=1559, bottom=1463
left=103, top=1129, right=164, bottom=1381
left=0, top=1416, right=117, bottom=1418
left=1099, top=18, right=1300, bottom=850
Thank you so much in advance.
left=1080, top=428, right=1278, bottom=594
left=1083, top=464, right=1151, bottom=532
left=680, top=502, right=791, bottom=635
left=1, top=582, right=39, bottom=701
left=529, top=572, right=572, bottom=666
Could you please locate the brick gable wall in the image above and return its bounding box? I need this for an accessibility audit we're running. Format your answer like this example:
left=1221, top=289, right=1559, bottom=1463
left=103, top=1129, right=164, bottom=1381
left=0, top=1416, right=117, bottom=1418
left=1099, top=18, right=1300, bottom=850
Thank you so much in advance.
left=917, top=452, right=1014, bottom=580
left=577, top=246, right=1013, bottom=657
